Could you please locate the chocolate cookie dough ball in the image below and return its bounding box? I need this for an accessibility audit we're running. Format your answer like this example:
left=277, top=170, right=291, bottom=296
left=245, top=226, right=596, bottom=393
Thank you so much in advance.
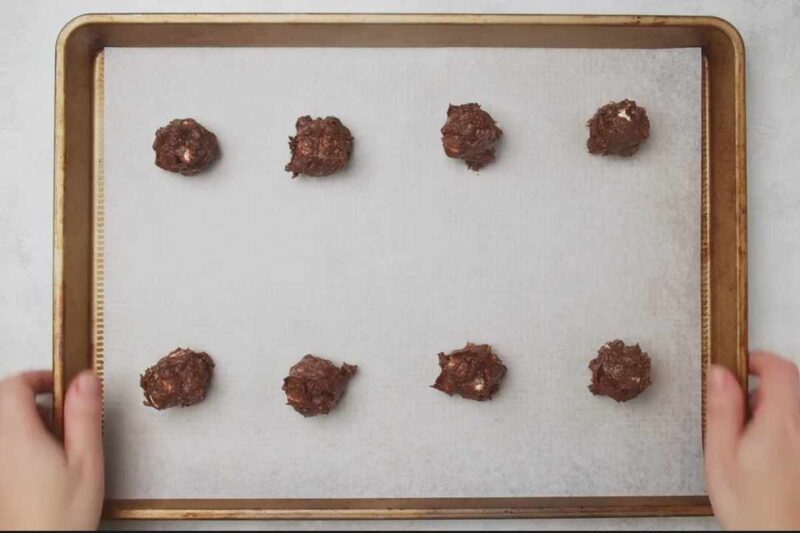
left=285, top=116, right=354, bottom=177
left=153, top=118, right=221, bottom=175
left=587, top=99, right=650, bottom=157
left=140, top=348, right=214, bottom=410
left=433, top=343, right=507, bottom=401
left=440, top=103, right=503, bottom=170
left=588, top=339, right=652, bottom=402
left=282, top=355, right=357, bottom=416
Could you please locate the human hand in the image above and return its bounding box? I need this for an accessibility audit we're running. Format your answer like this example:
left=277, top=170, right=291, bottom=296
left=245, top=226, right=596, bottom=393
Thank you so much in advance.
left=0, top=370, right=104, bottom=530
left=705, top=351, right=800, bottom=530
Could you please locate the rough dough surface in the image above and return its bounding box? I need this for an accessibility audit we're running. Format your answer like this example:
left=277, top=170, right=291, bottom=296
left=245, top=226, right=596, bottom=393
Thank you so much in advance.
left=152, top=118, right=221, bottom=175
left=588, top=339, right=652, bottom=402
left=586, top=99, right=650, bottom=157
left=440, top=103, right=503, bottom=170
left=140, top=348, right=215, bottom=410
left=285, top=116, right=354, bottom=177
left=282, top=355, right=358, bottom=416
left=433, top=343, right=507, bottom=401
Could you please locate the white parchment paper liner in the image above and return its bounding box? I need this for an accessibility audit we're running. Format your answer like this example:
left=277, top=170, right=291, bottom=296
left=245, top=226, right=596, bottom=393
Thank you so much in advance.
left=103, top=47, right=701, bottom=498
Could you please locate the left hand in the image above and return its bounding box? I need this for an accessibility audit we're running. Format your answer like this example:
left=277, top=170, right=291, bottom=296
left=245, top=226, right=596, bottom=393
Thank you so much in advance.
left=0, top=369, right=104, bottom=530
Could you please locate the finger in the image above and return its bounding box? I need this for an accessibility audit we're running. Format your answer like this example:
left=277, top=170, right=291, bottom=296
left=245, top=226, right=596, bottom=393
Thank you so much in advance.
left=0, top=369, right=54, bottom=396
left=749, top=351, right=800, bottom=414
left=705, top=364, right=745, bottom=491
left=64, top=371, right=104, bottom=484
left=748, top=389, right=759, bottom=415
left=36, top=393, right=55, bottom=432
left=0, top=370, right=54, bottom=432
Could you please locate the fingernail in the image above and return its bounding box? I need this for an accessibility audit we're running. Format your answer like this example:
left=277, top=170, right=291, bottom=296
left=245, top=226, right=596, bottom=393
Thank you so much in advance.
left=76, top=371, right=101, bottom=399
left=708, top=365, right=729, bottom=391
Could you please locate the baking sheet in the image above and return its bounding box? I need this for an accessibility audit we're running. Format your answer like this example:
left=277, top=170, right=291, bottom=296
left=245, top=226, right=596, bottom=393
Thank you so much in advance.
left=102, top=47, right=702, bottom=499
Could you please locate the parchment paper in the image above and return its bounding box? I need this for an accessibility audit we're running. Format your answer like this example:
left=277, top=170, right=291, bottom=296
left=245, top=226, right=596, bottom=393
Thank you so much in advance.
left=102, top=47, right=702, bottom=499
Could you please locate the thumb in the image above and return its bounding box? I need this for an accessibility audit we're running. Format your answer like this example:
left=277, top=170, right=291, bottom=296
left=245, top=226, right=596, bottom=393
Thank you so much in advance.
left=64, top=370, right=104, bottom=484
left=704, top=364, right=745, bottom=490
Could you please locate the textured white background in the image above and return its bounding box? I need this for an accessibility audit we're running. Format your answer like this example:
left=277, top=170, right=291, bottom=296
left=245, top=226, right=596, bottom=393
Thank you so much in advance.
left=1, top=0, right=798, bottom=530
left=102, top=47, right=700, bottom=499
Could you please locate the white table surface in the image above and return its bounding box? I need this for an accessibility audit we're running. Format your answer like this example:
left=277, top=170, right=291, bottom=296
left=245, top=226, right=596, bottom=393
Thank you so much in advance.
left=1, top=0, right=797, bottom=530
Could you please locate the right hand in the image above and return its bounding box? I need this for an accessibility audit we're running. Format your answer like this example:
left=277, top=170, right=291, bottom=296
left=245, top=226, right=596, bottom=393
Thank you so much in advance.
left=705, top=351, right=800, bottom=530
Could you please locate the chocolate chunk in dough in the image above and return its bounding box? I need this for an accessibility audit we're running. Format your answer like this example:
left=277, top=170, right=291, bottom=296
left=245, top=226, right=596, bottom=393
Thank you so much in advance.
left=587, top=99, right=650, bottom=157
left=433, top=343, right=507, bottom=401
left=588, top=339, right=652, bottom=402
left=282, top=355, right=357, bottom=416
left=285, top=116, right=354, bottom=177
left=152, top=118, right=221, bottom=175
left=140, top=348, right=214, bottom=410
left=440, top=103, right=503, bottom=170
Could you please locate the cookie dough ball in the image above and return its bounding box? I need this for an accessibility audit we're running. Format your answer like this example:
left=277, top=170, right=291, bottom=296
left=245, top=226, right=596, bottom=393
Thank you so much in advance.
left=588, top=339, right=652, bottom=402
left=285, top=116, right=354, bottom=177
left=440, top=103, right=503, bottom=170
left=586, top=99, right=650, bottom=157
left=140, top=348, right=214, bottom=410
left=433, top=343, right=507, bottom=401
left=153, top=118, right=221, bottom=175
left=282, top=355, right=357, bottom=416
